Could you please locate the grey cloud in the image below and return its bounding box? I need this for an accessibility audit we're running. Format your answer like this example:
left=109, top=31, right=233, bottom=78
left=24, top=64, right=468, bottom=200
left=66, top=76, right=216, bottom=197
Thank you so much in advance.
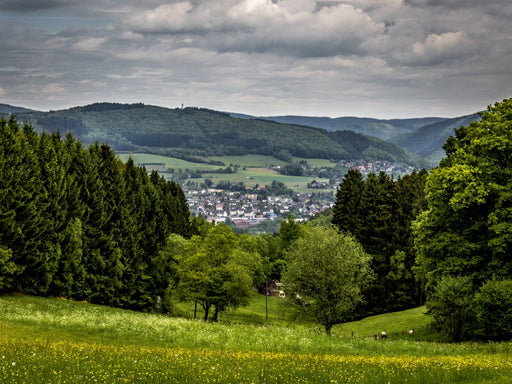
left=392, top=31, right=473, bottom=66
left=0, top=0, right=510, bottom=118
left=126, top=1, right=385, bottom=57
left=404, top=0, right=512, bottom=16
left=0, top=0, right=82, bottom=11
left=404, top=0, right=493, bottom=8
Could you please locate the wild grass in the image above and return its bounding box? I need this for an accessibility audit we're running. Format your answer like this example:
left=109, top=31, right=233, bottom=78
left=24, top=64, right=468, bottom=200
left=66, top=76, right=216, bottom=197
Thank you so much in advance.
left=1, top=294, right=511, bottom=383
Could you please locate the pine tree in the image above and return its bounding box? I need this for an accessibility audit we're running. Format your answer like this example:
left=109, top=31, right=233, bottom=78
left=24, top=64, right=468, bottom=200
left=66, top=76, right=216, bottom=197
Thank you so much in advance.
left=332, top=168, right=364, bottom=236
left=0, top=118, right=48, bottom=293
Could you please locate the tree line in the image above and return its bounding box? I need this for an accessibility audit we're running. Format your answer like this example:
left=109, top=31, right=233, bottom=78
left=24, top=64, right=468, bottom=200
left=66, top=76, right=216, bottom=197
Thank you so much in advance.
left=0, top=116, right=197, bottom=311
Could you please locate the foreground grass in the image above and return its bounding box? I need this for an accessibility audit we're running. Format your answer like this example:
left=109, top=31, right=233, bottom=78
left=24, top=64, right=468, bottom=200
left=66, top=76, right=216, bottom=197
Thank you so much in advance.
left=1, top=295, right=511, bottom=383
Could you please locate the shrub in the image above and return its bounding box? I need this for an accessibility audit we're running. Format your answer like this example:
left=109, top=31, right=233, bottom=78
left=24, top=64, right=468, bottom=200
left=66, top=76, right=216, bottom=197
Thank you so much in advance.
left=473, top=280, right=512, bottom=341
left=426, top=276, right=475, bottom=341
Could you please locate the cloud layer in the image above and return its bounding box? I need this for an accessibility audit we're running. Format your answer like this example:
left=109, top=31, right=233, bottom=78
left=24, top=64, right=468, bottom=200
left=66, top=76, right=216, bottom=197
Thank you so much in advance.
left=0, top=0, right=510, bottom=117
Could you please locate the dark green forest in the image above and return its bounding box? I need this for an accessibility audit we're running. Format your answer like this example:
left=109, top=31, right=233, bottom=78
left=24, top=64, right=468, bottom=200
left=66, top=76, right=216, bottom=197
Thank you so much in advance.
left=0, top=116, right=197, bottom=311
left=332, top=168, right=428, bottom=315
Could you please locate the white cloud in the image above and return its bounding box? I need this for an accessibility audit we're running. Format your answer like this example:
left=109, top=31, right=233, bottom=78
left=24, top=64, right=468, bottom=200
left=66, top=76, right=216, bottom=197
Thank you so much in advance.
left=393, top=31, right=470, bottom=65
left=71, top=37, right=107, bottom=51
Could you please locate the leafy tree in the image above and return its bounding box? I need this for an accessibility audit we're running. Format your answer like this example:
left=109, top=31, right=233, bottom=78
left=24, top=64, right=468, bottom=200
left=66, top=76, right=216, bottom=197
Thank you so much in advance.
left=279, top=215, right=302, bottom=251
left=279, top=163, right=304, bottom=176
left=426, top=276, right=474, bottom=341
left=176, top=223, right=255, bottom=321
left=473, top=280, right=512, bottom=341
left=415, top=99, right=512, bottom=289
left=282, top=225, right=373, bottom=334
left=150, top=233, right=188, bottom=313
left=414, top=98, right=512, bottom=340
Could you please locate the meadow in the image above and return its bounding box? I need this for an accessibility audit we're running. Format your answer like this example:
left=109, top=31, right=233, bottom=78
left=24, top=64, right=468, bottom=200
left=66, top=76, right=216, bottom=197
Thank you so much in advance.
left=1, top=294, right=511, bottom=383
left=116, top=153, right=335, bottom=192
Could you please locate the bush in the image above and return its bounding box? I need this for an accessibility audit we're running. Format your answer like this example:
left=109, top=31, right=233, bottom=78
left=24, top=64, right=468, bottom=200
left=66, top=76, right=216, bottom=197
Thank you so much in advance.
left=473, top=280, right=512, bottom=341
left=426, top=276, right=475, bottom=341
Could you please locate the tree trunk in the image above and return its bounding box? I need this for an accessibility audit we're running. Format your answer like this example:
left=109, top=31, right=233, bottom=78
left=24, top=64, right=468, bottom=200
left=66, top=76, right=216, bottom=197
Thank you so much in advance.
left=203, top=303, right=210, bottom=321
left=226, top=298, right=231, bottom=322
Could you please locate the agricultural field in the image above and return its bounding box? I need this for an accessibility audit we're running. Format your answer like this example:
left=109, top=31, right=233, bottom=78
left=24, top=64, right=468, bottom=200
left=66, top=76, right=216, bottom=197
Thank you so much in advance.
left=1, top=294, right=511, bottom=383
left=116, top=153, right=336, bottom=192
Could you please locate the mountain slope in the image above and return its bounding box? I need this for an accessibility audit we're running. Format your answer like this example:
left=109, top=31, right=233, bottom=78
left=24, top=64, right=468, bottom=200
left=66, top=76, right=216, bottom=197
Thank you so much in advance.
left=395, top=113, right=481, bottom=164
left=13, top=102, right=427, bottom=167
left=0, top=103, right=39, bottom=115
left=258, top=115, right=446, bottom=140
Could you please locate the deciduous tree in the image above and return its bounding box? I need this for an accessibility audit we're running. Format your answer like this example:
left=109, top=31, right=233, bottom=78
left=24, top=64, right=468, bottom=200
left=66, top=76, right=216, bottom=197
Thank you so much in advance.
left=283, top=225, right=373, bottom=334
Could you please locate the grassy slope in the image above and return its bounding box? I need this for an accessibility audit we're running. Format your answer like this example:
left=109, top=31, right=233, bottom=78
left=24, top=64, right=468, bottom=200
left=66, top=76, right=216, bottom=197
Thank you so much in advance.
left=2, top=293, right=511, bottom=355
left=2, top=295, right=512, bottom=383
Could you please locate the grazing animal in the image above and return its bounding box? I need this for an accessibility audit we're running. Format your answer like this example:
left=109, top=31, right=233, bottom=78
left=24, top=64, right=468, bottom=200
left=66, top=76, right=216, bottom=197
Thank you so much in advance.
left=408, top=329, right=414, bottom=335
left=381, top=331, right=387, bottom=339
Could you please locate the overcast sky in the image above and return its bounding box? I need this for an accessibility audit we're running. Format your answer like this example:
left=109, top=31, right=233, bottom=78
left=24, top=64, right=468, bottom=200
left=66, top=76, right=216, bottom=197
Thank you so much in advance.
left=0, top=0, right=510, bottom=118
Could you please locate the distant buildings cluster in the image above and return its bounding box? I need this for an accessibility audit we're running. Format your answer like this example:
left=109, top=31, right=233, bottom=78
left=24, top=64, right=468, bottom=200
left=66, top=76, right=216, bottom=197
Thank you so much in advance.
left=184, top=188, right=335, bottom=227
left=141, top=159, right=416, bottom=228
left=337, top=160, right=416, bottom=176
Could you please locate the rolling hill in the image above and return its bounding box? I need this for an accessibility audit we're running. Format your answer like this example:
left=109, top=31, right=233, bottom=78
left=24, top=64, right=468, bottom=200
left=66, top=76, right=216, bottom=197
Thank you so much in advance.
left=255, top=113, right=483, bottom=165
left=0, top=103, right=38, bottom=115
left=257, top=115, right=446, bottom=141
left=394, top=113, right=481, bottom=164
left=8, top=102, right=428, bottom=168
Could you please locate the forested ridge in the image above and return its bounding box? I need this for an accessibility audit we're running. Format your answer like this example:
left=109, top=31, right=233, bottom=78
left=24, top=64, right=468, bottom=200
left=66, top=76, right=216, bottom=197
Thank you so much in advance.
left=0, top=116, right=197, bottom=311
left=8, top=103, right=427, bottom=168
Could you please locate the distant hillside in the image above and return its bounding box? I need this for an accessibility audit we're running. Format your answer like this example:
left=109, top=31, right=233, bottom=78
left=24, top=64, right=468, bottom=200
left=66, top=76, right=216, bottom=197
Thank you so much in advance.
left=395, top=113, right=481, bottom=164
left=12, top=102, right=427, bottom=168
left=258, top=115, right=445, bottom=141
left=0, top=103, right=39, bottom=115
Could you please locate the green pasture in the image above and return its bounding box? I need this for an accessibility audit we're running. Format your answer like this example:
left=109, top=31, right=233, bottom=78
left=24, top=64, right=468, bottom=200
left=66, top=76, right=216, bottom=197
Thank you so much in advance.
left=1, top=294, right=511, bottom=383
left=116, top=153, right=219, bottom=171
left=117, top=153, right=334, bottom=192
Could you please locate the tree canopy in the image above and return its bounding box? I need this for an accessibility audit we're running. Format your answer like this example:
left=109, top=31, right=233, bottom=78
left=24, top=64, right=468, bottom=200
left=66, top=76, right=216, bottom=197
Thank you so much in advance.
left=414, top=98, right=512, bottom=340
left=282, top=225, right=373, bottom=334
left=332, top=168, right=427, bottom=314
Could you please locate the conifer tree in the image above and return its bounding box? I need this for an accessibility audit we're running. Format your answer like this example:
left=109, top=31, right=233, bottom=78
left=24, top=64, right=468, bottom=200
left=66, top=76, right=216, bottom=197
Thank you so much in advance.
left=332, top=168, right=364, bottom=236
left=0, top=118, right=47, bottom=293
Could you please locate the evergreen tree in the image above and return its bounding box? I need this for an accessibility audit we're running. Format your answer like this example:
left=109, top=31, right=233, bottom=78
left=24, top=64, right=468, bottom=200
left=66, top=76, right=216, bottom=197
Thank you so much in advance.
left=332, top=168, right=364, bottom=236
left=118, top=157, right=151, bottom=310
left=0, top=117, right=48, bottom=293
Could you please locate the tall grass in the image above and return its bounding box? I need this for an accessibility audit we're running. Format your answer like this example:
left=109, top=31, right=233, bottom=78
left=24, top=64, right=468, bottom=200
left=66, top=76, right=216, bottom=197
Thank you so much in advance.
left=1, top=295, right=511, bottom=383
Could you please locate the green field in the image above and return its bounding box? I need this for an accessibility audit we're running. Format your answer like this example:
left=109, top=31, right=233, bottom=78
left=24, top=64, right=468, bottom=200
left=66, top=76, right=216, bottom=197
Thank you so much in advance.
left=117, top=153, right=336, bottom=192
left=1, top=294, right=511, bottom=383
